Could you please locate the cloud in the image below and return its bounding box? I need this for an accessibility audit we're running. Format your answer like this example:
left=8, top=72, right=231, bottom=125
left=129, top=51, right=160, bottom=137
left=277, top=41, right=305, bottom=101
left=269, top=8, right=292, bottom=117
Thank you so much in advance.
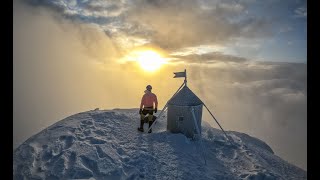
left=22, top=0, right=126, bottom=25
left=84, top=0, right=123, bottom=13
left=18, top=0, right=306, bottom=65
left=20, top=0, right=275, bottom=51
left=13, top=0, right=123, bottom=149
left=279, top=25, right=293, bottom=33
left=294, top=6, right=307, bottom=18
left=215, top=2, right=246, bottom=16
left=170, top=51, right=248, bottom=64
left=126, top=0, right=273, bottom=50
left=186, top=60, right=306, bottom=169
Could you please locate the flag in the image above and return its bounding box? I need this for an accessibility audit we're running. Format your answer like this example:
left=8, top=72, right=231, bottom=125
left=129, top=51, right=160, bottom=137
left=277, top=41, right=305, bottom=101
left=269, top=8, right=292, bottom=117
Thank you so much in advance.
left=173, top=71, right=186, bottom=78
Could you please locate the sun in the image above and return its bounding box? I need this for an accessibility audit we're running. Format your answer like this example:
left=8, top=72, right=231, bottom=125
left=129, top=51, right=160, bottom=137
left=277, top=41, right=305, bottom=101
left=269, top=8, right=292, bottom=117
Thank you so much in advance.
left=134, top=50, right=166, bottom=72
left=121, top=48, right=167, bottom=72
left=136, top=51, right=165, bottom=71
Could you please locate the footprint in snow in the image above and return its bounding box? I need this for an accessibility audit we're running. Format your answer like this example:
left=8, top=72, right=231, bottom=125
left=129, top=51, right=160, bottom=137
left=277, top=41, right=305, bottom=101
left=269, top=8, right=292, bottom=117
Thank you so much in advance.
left=83, top=129, right=92, bottom=136
left=81, top=120, right=93, bottom=126
left=93, top=129, right=106, bottom=136
left=58, top=135, right=76, bottom=150
left=116, top=147, right=125, bottom=156
left=87, top=137, right=106, bottom=144
left=95, top=146, right=108, bottom=158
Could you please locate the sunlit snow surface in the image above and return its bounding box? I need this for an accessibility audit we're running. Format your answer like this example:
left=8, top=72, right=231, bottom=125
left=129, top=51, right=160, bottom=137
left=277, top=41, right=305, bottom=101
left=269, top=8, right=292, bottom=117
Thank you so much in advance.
left=13, top=109, right=307, bottom=180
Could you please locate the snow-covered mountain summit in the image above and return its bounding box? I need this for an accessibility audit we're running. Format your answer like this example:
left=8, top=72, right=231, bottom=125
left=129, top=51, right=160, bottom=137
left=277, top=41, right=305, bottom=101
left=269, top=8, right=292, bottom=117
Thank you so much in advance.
left=13, top=109, right=307, bottom=180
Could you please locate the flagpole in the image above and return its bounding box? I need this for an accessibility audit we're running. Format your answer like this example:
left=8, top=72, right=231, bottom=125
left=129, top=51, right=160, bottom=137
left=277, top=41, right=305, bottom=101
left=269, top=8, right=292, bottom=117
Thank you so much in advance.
left=184, top=69, right=187, bottom=86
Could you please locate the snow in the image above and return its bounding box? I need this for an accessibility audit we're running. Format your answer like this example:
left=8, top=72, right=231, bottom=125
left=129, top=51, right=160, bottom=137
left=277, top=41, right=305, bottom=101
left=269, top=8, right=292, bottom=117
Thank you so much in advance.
left=13, top=109, right=307, bottom=180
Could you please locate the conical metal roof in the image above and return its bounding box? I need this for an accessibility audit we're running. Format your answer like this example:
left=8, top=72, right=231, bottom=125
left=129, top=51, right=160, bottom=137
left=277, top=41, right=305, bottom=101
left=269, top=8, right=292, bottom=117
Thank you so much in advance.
left=168, top=85, right=203, bottom=106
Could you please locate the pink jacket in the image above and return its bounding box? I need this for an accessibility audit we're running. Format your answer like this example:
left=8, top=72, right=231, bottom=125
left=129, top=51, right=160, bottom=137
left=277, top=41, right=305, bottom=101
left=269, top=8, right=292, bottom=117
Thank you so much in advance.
left=140, top=90, right=158, bottom=109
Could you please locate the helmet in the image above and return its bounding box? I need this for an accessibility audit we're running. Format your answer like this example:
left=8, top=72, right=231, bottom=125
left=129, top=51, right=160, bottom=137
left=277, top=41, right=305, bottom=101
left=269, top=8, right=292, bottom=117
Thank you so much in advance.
left=146, top=85, right=152, bottom=90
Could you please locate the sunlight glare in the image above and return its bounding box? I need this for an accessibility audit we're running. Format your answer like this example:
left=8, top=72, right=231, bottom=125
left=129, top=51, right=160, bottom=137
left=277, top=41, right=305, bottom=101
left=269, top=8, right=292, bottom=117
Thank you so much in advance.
left=135, top=50, right=166, bottom=72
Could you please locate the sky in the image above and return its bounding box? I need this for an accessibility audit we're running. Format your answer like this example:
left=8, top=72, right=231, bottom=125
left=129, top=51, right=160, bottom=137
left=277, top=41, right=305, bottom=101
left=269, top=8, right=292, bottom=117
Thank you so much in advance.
left=13, top=0, right=307, bottom=170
